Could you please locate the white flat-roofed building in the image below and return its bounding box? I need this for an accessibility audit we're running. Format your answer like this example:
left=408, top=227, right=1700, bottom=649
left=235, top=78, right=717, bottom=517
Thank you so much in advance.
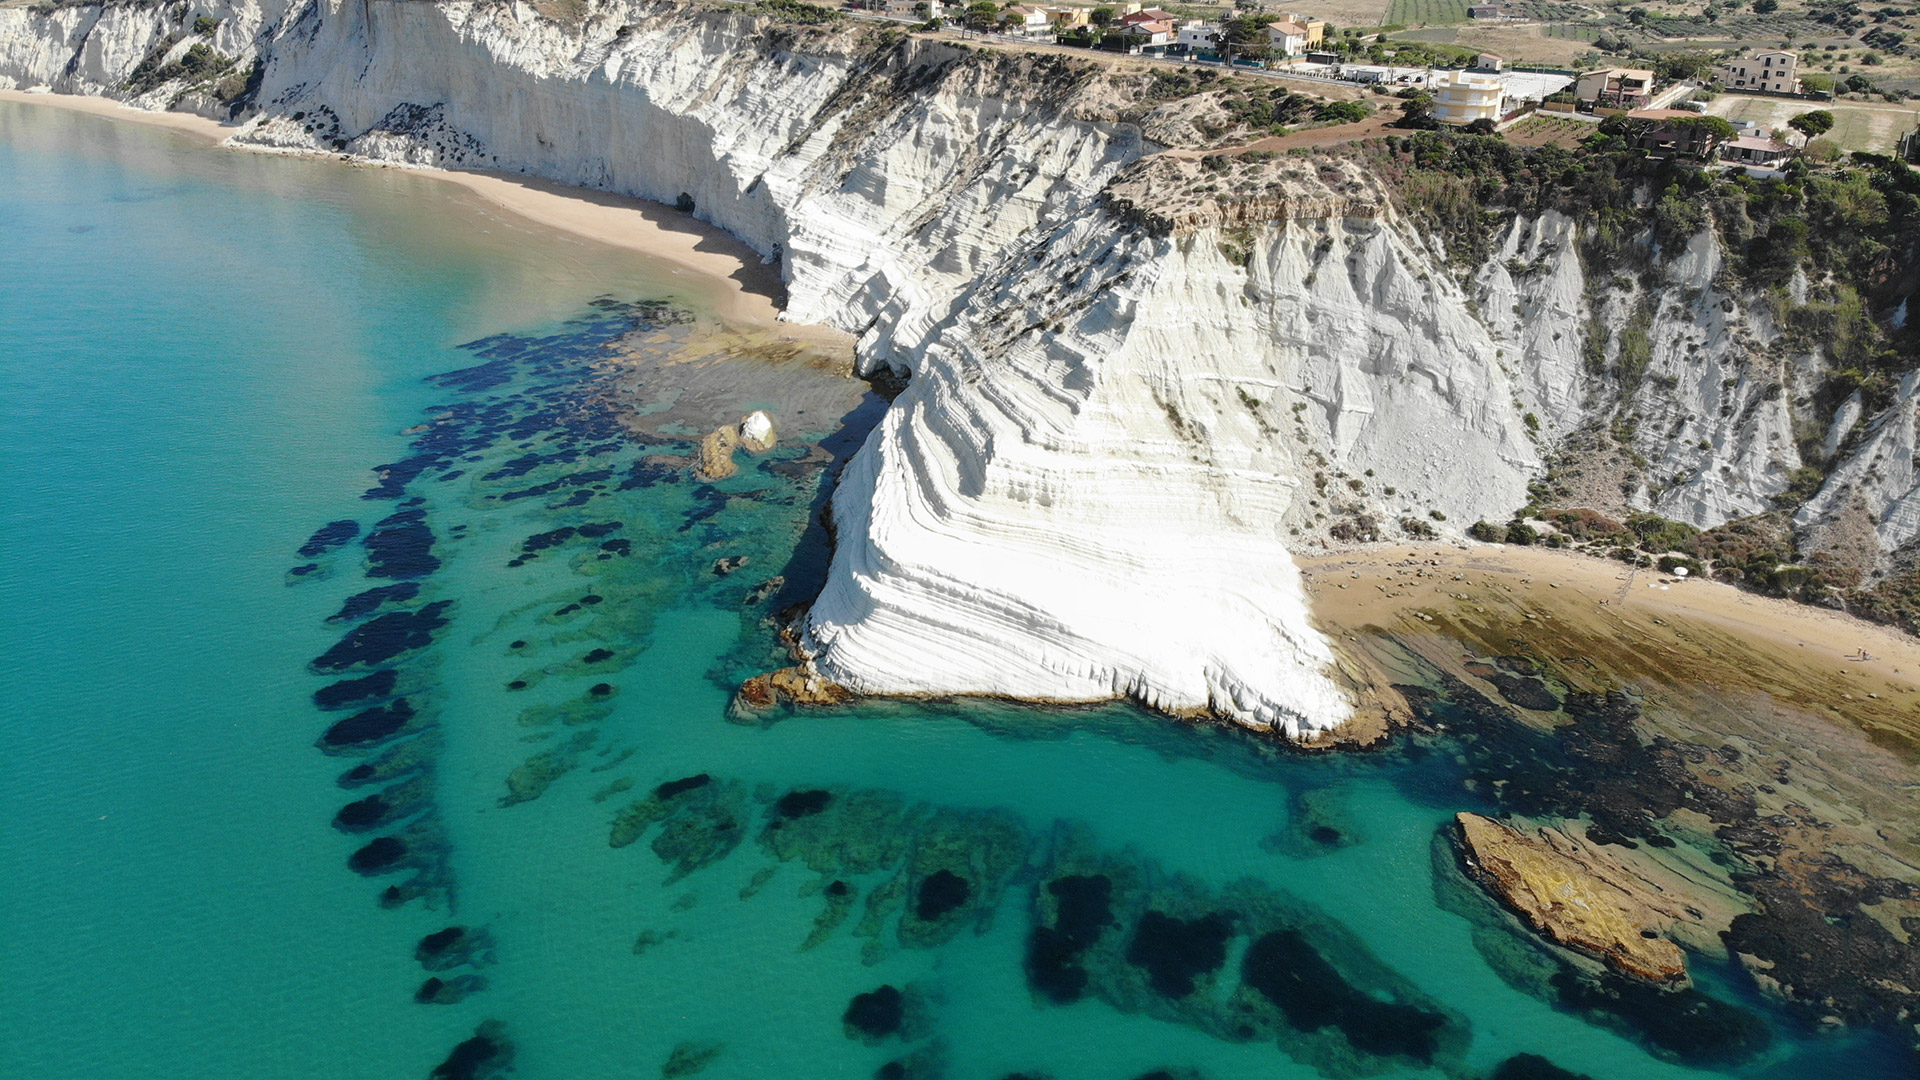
left=1432, top=69, right=1506, bottom=125
left=1176, top=20, right=1220, bottom=49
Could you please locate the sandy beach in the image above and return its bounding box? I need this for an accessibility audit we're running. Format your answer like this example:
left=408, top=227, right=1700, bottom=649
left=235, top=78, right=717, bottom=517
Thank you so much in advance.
left=0, top=89, right=850, bottom=345
left=1300, top=542, right=1920, bottom=756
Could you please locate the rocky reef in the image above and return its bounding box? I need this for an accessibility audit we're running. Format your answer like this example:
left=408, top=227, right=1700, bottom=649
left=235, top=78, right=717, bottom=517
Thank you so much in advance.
left=1452, top=811, right=1690, bottom=984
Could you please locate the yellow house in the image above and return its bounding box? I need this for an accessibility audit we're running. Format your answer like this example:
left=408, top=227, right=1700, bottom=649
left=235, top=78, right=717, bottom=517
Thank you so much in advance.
left=1043, top=5, right=1092, bottom=29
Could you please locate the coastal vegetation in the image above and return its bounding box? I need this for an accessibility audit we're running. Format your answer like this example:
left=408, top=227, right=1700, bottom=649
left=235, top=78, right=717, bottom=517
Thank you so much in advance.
left=1358, top=129, right=1917, bottom=630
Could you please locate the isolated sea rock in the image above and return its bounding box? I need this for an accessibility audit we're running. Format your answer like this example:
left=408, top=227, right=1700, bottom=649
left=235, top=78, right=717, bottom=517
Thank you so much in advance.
left=694, top=424, right=739, bottom=482
left=1453, top=812, right=1687, bottom=984
left=738, top=410, right=776, bottom=453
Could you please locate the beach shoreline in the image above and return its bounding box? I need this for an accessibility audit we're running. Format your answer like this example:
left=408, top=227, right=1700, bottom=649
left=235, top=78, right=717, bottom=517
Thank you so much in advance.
left=0, top=89, right=851, bottom=348
left=1300, top=541, right=1920, bottom=753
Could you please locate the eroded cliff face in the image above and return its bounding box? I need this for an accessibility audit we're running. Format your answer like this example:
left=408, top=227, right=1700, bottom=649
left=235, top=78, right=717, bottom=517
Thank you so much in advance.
left=2, top=0, right=1915, bottom=731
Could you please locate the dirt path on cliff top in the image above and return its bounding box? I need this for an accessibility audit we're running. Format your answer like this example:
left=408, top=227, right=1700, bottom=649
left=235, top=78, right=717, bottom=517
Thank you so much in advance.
left=1162, top=113, right=1401, bottom=158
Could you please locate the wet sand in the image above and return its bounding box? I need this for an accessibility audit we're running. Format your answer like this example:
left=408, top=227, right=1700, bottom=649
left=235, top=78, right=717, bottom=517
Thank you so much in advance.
left=0, top=90, right=851, bottom=345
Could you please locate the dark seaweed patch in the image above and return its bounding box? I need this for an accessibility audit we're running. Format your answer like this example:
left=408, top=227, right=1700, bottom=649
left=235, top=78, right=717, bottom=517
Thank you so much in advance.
left=418, top=926, right=465, bottom=958
left=654, top=774, right=711, bottom=800
left=599, top=539, right=631, bottom=556
left=333, top=794, right=390, bottom=832
left=299, top=519, right=359, bottom=558
left=430, top=357, right=516, bottom=394
left=582, top=648, right=615, bottom=664
left=1491, top=1054, right=1596, bottom=1080
left=428, top=1021, right=512, bottom=1080
left=1125, top=911, right=1233, bottom=999
left=364, top=521, right=439, bottom=580
left=416, top=974, right=487, bottom=1004
left=915, top=869, right=971, bottom=921
left=415, top=925, right=495, bottom=971
left=776, top=789, right=832, bottom=819
left=347, top=835, right=406, bottom=875
left=310, top=601, right=451, bottom=670
left=1548, top=970, right=1769, bottom=1067
left=320, top=698, right=416, bottom=749
left=1241, top=929, right=1445, bottom=1063
left=620, top=458, right=683, bottom=490
left=843, top=985, right=904, bottom=1040
left=1488, top=672, right=1561, bottom=712
left=520, top=526, right=575, bottom=554
left=313, top=669, right=397, bottom=710
left=1026, top=874, right=1114, bottom=1005
left=588, top=683, right=613, bottom=697
left=328, top=582, right=419, bottom=623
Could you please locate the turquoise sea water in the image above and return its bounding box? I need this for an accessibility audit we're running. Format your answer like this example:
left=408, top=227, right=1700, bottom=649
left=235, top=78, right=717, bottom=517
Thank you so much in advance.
left=1, top=102, right=1908, bottom=1080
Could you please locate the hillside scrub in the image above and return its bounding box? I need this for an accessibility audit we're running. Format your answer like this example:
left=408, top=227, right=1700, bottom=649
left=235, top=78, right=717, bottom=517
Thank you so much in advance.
left=1345, top=132, right=1920, bottom=380
left=1341, top=131, right=1918, bottom=630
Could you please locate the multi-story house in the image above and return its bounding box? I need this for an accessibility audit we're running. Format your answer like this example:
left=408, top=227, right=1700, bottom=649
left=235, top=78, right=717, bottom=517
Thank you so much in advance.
left=1431, top=70, right=1506, bottom=126
left=1715, top=51, right=1800, bottom=94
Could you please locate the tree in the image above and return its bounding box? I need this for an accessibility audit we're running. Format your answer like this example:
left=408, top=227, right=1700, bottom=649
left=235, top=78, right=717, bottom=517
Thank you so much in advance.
left=963, top=0, right=997, bottom=30
left=1316, top=100, right=1371, bottom=123
left=1789, top=109, right=1836, bottom=141
left=1655, top=50, right=1718, bottom=82
left=1089, top=6, right=1115, bottom=26
left=1753, top=0, right=1777, bottom=11
left=1399, top=91, right=1435, bottom=124
left=1845, top=73, right=1874, bottom=93
left=1678, top=113, right=1737, bottom=148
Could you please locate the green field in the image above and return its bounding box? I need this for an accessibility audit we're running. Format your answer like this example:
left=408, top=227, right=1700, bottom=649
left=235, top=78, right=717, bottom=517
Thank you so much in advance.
left=1706, top=95, right=1919, bottom=154
left=1385, top=0, right=1470, bottom=27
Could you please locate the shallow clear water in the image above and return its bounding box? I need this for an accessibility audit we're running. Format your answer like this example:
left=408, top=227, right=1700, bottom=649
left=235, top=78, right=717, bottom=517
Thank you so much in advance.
left=1, top=102, right=1907, bottom=1080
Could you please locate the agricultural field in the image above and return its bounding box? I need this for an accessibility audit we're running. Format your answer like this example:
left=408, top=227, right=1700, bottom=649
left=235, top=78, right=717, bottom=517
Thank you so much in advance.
left=1545, top=22, right=1602, bottom=41
left=1385, top=0, right=1471, bottom=27
left=1503, top=113, right=1600, bottom=144
left=1447, top=22, right=1602, bottom=64
left=1704, top=93, right=1919, bottom=151
left=1290, top=0, right=1394, bottom=28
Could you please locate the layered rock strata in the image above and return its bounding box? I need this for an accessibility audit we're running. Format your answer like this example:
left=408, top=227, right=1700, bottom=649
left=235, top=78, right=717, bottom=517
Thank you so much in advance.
left=1454, top=812, right=1688, bottom=984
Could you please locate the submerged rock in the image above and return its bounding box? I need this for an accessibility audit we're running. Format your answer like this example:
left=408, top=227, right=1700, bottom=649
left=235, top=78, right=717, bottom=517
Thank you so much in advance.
left=661, top=1040, right=723, bottom=1078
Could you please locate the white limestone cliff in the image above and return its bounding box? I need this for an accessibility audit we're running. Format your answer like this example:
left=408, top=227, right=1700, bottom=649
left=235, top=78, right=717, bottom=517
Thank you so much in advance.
left=2, top=0, right=1915, bottom=732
